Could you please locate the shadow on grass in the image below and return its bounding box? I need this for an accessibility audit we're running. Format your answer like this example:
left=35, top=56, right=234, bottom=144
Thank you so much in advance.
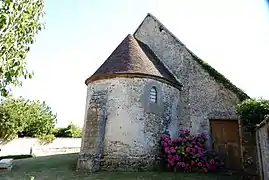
left=12, top=153, right=78, bottom=171
left=0, top=154, right=34, bottom=160
left=0, top=153, right=241, bottom=180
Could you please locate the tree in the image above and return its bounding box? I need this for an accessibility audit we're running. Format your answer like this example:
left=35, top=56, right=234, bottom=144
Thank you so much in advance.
left=0, top=0, right=45, bottom=97
left=54, top=122, right=82, bottom=138
left=236, top=98, right=269, bottom=129
left=20, top=99, right=57, bottom=137
left=64, top=121, right=82, bottom=138
left=0, top=96, right=29, bottom=144
left=0, top=105, right=22, bottom=144
left=0, top=96, right=57, bottom=144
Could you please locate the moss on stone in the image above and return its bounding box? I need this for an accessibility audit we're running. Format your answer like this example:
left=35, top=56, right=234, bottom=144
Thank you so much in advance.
left=189, top=52, right=250, bottom=101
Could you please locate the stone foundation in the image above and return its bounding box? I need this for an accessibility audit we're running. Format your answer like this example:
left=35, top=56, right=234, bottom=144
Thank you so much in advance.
left=77, top=153, right=161, bottom=172
left=100, top=155, right=161, bottom=171
left=77, top=153, right=101, bottom=172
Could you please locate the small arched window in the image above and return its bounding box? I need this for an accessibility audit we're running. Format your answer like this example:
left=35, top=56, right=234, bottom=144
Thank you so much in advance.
left=149, top=87, right=157, bottom=103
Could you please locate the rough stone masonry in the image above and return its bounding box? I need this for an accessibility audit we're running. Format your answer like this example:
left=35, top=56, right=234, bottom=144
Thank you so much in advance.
left=77, top=13, right=249, bottom=172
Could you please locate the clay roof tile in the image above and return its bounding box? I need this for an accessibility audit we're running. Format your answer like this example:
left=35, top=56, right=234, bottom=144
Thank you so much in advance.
left=88, top=34, right=180, bottom=87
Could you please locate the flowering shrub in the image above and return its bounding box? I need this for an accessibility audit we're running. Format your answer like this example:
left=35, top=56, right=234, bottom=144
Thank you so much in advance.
left=161, top=129, right=223, bottom=173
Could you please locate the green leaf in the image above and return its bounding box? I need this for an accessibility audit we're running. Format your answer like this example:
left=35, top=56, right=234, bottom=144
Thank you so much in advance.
left=0, top=96, right=57, bottom=144
left=236, top=98, right=269, bottom=129
left=0, top=0, right=45, bottom=97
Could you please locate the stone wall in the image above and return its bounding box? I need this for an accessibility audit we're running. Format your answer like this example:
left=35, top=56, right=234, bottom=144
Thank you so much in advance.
left=134, top=14, right=241, bottom=146
left=256, top=115, right=269, bottom=180
left=134, top=14, right=259, bottom=175
left=77, top=77, right=181, bottom=171
left=239, top=124, right=258, bottom=176
left=0, top=138, right=81, bottom=156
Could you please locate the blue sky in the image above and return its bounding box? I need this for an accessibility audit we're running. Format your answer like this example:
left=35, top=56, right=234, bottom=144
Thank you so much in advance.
left=12, top=0, right=269, bottom=127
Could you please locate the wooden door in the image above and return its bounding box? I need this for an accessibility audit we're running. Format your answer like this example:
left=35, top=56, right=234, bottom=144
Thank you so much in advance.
left=210, top=120, right=242, bottom=170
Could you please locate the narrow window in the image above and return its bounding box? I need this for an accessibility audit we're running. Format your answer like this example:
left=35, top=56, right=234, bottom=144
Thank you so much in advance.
left=149, top=87, right=157, bottom=103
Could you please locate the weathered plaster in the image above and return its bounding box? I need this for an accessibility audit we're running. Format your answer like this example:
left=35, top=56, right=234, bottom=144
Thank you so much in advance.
left=77, top=77, right=181, bottom=171
left=134, top=15, right=241, bottom=145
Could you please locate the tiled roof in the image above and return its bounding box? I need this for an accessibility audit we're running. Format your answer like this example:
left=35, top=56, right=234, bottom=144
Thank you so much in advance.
left=88, top=34, right=181, bottom=87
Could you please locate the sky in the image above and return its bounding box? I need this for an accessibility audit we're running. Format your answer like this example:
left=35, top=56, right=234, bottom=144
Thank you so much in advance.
left=12, top=0, right=269, bottom=127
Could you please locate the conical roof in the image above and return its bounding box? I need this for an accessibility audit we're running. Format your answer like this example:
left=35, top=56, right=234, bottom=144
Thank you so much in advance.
left=87, top=34, right=180, bottom=87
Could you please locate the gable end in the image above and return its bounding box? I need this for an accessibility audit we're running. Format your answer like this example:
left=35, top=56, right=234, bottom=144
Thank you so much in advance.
left=189, top=52, right=250, bottom=101
left=134, top=13, right=250, bottom=101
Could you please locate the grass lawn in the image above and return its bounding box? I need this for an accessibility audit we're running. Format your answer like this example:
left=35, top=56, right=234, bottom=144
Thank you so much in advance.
left=0, top=153, right=239, bottom=180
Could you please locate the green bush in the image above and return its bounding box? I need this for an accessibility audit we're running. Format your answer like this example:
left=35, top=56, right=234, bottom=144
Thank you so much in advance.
left=236, top=98, right=269, bottom=129
left=0, top=96, right=57, bottom=144
left=53, top=128, right=66, bottom=137
left=53, top=122, right=82, bottom=138
left=37, top=134, right=55, bottom=145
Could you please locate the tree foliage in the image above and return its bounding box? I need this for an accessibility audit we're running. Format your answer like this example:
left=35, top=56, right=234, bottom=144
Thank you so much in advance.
left=236, top=98, right=269, bottom=129
left=0, top=0, right=45, bottom=97
left=0, top=104, right=22, bottom=143
left=37, top=134, right=55, bottom=145
left=54, top=122, right=82, bottom=138
left=20, top=99, right=57, bottom=137
left=0, top=96, right=57, bottom=144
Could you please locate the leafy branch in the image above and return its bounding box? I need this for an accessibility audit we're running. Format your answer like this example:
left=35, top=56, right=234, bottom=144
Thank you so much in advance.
left=0, top=0, right=45, bottom=97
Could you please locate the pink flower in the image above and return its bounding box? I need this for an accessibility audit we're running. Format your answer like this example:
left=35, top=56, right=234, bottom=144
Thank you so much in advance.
left=168, top=158, right=175, bottom=166
left=164, top=147, right=169, bottom=153
left=162, top=129, right=222, bottom=172
left=209, top=159, right=215, bottom=165
left=202, top=167, right=208, bottom=173
left=174, top=155, right=180, bottom=161
left=162, top=134, right=167, bottom=139
left=189, top=144, right=193, bottom=147
left=177, top=162, right=185, bottom=167
left=191, top=160, right=195, bottom=165
left=165, top=137, right=170, bottom=143
left=172, top=138, right=177, bottom=143
left=170, top=147, right=176, bottom=154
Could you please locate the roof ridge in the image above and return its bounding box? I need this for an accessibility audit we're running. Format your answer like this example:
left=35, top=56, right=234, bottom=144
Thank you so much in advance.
left=134, top=13, right=250, bottom=101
